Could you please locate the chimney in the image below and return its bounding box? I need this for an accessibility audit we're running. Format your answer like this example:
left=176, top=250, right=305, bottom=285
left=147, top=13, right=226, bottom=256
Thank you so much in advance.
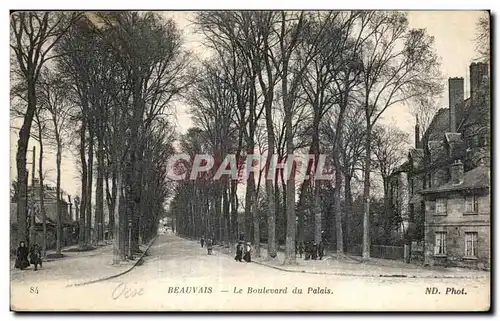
left=470, top=62, right=489, bottom=109
left=450, top=159, right=464, bottom=185
left=415, top=116, right=420, bottom=148
left=448, top=77, right=464, bottom=132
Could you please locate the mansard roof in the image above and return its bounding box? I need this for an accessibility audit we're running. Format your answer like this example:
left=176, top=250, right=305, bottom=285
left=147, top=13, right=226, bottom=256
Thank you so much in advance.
left=420, top=165, right=490, bottom=194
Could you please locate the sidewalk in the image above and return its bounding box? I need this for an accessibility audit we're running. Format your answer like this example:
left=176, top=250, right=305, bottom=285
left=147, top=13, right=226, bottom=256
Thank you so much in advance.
left=216, top=243, right=490, bottom=279
left=10, top=239, right=157, bottom=287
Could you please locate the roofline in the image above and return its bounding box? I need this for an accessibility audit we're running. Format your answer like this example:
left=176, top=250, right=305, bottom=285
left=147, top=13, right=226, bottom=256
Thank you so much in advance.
left=420, top=185, right=489, bottom=194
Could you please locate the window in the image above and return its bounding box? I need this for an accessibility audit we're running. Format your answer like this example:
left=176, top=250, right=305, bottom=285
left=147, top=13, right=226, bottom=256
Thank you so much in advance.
left=435, top=232, right=447, bottom=255
left=426, top=201, right=436, bottom=214
left=427, top=174, right=432, bottom=188
left=436, top=199, right=447, bottom=215
left=465, top=232, right=478, bottom=257
left=465, top=195, right=479, bottom=213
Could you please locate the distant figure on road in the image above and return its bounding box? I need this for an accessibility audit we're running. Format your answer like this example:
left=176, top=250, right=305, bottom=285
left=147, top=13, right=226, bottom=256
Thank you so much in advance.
left=304, top=241, right=311, bottom=260
left=14, top=241, right=29, bottom=270
left=298, top=242, right=304, bottom=258
left=243, top=242, right=252, bottom=262
left=200, top=236, right=205, bottom=248
left=235, top=241, right=244, bottom=262
left=318, top=241, right=324, bottom=260
left=206, top=238, right=213, bottom=255
left=29, top=244, right=42, bottom=271
left=312, top=242, right=318, bottom=260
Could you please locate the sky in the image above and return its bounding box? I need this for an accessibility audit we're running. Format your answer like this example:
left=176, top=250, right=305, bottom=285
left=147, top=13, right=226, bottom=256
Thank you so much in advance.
left=9, top=10, right=488, bottom=199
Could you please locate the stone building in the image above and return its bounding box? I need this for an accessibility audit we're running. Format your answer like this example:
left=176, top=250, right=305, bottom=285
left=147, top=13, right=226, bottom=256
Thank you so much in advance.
left=10, top=180, right=78, bottom=253
left=421, top=161, right=490, bottom=269
left=388, top=62, right=490, bottom=268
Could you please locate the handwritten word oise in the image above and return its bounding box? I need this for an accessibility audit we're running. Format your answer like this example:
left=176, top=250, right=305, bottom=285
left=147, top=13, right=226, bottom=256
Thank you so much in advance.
left=112, top=282, right=144, bottom=300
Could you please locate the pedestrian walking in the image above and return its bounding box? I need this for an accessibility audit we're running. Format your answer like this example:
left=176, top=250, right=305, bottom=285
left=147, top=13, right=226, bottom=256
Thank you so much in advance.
left=14, top=241, right=29, bottom=270
left=304, top=241, right=312, bottom=260
left=234, top=241, right=243, bottom=262
left=243, top=242, right=252, bottom=262
left=29, top=244, right=42, bottom=271
left=312, top=242, right=318, bottom=260
left=200, top=236, right=205, bottom=248
left=318, top=241, right=324, bottom=260
left=206, top=238, right=213, bottom=255
left=299, top=242, right=304, bottom=258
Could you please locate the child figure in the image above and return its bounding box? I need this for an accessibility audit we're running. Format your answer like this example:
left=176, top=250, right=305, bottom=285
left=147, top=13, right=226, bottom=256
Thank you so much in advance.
left=243, top=242, right=252, bottom=263
left=206, top=238, right=213, bottom=255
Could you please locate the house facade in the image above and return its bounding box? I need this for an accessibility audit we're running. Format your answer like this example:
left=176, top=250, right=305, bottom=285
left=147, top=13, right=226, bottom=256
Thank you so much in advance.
left=421, top=162, right=490, bottom=269
left=10, top=179, right=78, bottom=253
left=388, top=62, right=490, bottom=269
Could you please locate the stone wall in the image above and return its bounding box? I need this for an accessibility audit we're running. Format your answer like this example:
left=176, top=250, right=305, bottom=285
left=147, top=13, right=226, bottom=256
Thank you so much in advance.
left=424, top=190, right=490, bottom=270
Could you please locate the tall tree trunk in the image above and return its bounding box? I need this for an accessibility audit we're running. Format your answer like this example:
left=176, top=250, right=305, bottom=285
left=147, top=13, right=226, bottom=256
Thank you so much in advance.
left=55, top=138, right=62, bottom=255
left=344, top=173, right=352, bottom=252
left=283, top=76, right=296, bottom=265
left=16, top=82, right=37, bottom=247
left=313, top=183, right=322, bottom=245
left=192, top=184, right=197, bottom=238
left=253, top=165, right=264, bottom=258
left=266, top=175, right=277, bottom=259
left=29, top=147, right=36, bottom=249
left=230, top=179, right=238, bottom=240
left=87, top=132, right=94, bottom=245
left=106, top=167, right=117, bottom=240
left=95, top=135, right=104, bottom=244
left=216, top=183, right=223, bottom=243
left=333, top=157, right=344, bottom=255
left=382, top=177, right=391, bottom=243
left=296, top=185, right=307, bottom=243
left=362, top=124, right=372, bottom=259
left=262, top=84, right=277, bottom=260
left=223, top=180, right=230, bottom=244
left=131, top=146, right=144, bottom=253
left=36, top=114, right=48, bottom=257
left=112, top=169, right=123, bottom=264
left=244, top=168, right=254, bottom=242
left=79, top=122, right=87, bottom=248
left=279, top=168, right=287, bottom=243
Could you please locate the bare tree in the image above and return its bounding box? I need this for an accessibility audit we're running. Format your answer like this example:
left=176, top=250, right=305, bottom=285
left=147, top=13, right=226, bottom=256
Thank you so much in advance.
left=10, top=11, right=80, bottom=246
left=371, top=125, right=410, bottom=240
left=358, top=12, right=442, bottom=259
left=38, top=67, right=73, bottom=255
left=474, top=14, right=490, bottom=63
left=411, top=97, right=440, bottom=140
left=321, top=102, right=366, bottom=251
left=34, top=103, right=49, bottom=257
left=189, top=59, right=239, bottom=245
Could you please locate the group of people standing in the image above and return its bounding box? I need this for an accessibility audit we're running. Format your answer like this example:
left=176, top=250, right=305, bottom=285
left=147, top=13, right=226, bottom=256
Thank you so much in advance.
left=296, top=240, right=325, bottom=260
left=200, top=236, right=251, bottom=262
left=14, top=241, right=43, bottom=271
left=234, top=241, right=252, bottom=263
left=199, top=236, right=323, bottom=263
left=200, top=236, right=213, bottom=255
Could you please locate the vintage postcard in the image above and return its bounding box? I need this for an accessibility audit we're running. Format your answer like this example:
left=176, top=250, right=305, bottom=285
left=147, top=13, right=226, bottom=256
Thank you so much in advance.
left=9, top=10, right=491, bottom=311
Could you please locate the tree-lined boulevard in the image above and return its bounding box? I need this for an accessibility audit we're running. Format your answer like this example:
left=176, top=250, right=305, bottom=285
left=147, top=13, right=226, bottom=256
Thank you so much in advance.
left=10, top=232, right=490, bottom=311
left=10, top=11, right=490, bottom=311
